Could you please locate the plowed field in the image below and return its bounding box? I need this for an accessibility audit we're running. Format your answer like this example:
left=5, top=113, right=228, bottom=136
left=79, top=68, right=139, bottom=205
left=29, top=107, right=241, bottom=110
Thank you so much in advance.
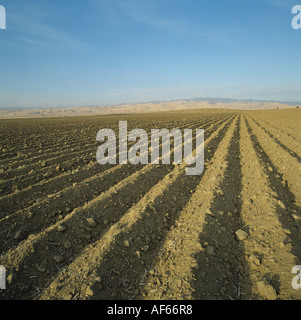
left=0, top=108, right=301, bottom=300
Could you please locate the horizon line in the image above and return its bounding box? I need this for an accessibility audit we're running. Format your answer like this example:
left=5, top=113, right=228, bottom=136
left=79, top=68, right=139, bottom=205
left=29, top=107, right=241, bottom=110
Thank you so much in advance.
left=0, top=96, right=300, bottom=111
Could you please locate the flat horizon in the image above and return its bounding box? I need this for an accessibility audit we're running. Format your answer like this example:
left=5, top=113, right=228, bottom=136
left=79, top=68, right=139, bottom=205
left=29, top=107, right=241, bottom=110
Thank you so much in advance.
left=0, top=96, right=300, bottom=111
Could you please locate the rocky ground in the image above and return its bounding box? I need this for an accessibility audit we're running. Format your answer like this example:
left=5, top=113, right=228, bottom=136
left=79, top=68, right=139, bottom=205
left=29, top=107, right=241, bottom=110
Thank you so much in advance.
left=0, top=108, right=300, bottom=300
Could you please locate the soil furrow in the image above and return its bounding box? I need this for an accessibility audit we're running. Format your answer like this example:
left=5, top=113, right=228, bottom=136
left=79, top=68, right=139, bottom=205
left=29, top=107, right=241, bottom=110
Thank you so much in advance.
left=2, top=109, right=298, bottom=301
left=0, top=115, right=233, bottom=300
left=245, top=116, right=301, bottom=206
left=0, top=116, right=223, bottom=213
left=0, top=164, right=161, bottom=299
left=0, top=117, right=227, bottom=254
left=0, top=119, right=200, bottom=170
left=37, top=115, right=236, bottom=300
left=254, top=118, right=301, bottom=146
left=244, top=116, right=301, bottom=261
left=0, top=116, right=227, bottom=196
left=250, top=117, right=301, bottom=163
left=143, top=115, right=245, bottom=300
left=237, top=115, right=301, bottom=300
left=0, top=115, right=217, bottom=166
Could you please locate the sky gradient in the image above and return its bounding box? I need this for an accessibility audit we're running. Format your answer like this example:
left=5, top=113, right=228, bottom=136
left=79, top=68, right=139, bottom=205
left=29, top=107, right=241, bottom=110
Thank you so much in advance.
left=0, top=0, right=301, bottom=109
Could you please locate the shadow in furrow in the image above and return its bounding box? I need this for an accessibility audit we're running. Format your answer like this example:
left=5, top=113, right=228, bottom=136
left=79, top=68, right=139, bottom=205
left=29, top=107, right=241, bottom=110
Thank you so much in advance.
left=250, top=118, right=301, bottom=163
left=245, top=118, right=301, bottom=265
left=0, top=119, right=220, bottom=254
left=84, top=117, right=236, bottom=300
left=191, top=117, right=252, bottom=300
left=0, top=117, right=233, bottom=300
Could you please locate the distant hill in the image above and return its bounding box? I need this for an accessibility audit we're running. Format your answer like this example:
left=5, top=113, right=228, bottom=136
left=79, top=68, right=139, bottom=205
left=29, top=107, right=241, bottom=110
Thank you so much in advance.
left=0, top=98, right=297, bottom=119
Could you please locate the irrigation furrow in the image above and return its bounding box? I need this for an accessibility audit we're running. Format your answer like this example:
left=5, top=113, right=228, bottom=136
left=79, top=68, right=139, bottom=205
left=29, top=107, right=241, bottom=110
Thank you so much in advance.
left=0, top=115, right=235, bottom=300
left=253, top=117, right=301, bottom=146
left=0, top=120, right=167, bottom=170
left=0, top=116, right=227, bottom=215
left=1, top=109, right=300, bottom=301
left=142, top=115, right=244, bottom=300
left=37, top=115, right=237, bottom=300
left=245, top=116, right=301, bottom=206
left=0, top=115, right=215, bottom=166
left=0, top=164, right=162, bottom=300
left=249, top=117, right=301, bottom=163
left=0, top=115, right=229, bottom=196
left=248, top=111, right=301, bottom=143
left=0, top=117, right=118, bottom=161
left=239, top=116, right=301, bottom=300
left=0, top=117, right=229, bottom=254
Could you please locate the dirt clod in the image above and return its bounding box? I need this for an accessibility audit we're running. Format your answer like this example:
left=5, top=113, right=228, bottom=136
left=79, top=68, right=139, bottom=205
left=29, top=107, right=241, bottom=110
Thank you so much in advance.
left=206, top=246, right=215, bottom=256
left=86, top=218, right=97, bottom=227
left=53, top=255, right=64, bottom=263
left=257, top=281, right=277, bottom=300
left=235, top=229, right=248, bottom=241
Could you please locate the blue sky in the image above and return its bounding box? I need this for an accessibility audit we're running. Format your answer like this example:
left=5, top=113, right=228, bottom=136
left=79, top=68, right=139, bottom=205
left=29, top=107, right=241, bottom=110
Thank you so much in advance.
left=0, top=0, right=300, bottom=109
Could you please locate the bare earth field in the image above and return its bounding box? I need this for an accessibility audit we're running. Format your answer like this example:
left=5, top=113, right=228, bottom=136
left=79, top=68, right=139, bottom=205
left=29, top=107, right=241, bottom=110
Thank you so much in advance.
left=0, top=108, right=301, bottom=300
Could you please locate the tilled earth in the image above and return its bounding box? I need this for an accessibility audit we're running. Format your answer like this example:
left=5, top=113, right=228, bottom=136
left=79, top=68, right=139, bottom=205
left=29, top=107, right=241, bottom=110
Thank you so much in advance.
left=0, top=108, right=301, bottom=300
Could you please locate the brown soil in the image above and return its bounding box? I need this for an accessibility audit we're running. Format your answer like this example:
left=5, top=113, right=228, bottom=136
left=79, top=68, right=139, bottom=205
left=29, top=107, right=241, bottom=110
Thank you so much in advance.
left=0, top=109, right=300, bottom=300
